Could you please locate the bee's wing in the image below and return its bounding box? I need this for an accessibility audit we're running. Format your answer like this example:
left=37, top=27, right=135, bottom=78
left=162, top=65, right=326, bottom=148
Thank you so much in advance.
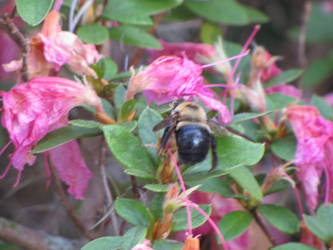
left=208, top=120, right=255, bottom=142
left=153, top=113, right=178, bottom=131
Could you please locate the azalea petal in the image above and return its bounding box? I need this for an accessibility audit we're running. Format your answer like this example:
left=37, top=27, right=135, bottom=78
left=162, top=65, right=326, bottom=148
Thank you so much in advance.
left=48, top=141, right=92, bottom=200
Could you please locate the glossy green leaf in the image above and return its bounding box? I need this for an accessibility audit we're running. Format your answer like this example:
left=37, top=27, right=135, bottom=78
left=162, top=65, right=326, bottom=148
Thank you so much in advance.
left=101, top=98, right=115, bottom=119
left=304, top=203, right=333, bottom=244
left=264, top=69, right=303, bottom=88
left=150, top=193, right=164, bottom=219
left=77, top=24, right=109, bottom=45
left=271, top=135, right=297, bottom=162
left=172, top=204, right=211, bottom=232
left=228, top=166, right=263, bottom=201
left=122, top=226, right=148, bottom=250
left=118, top=99, right=136, bottom=122
left=216, top=135, right=265, bottom=170
left=109, top=26, right=162, bottom=49
left=81, top=236, right=122, bottom=250
left=185, top=0, right=248, bottom=25
left=200, top=21, right=222, bottom=44
left=152, top=240, right=183, bottom=250
left=107, top=15, right=153, bottom=25
left=258, top=204, right=300, bottom=234
left=102, top=0, right=182, bottom=22
left=218, top=211, right=252, bottom=242
left=138, top=107, right=163, bottom=161
left=32, top=126, right=101, bottom=153
left=16, top=0, right=53, bottom=26
left=271, top=243, right=317, bottom=250
left=103, top=125, right=155, bottom=178
left=311, top=95, right=333, bottom=121
left=115, top=198, right=152, bottom=227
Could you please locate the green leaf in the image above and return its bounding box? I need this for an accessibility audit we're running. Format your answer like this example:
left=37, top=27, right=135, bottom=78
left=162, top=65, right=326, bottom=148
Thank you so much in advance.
left=69, top=119, right=101, bottom=128
left=200, top=21, right=222, bottom=45
left=271, top=135, right=297, bottom=162
left=101, top=98, right=116, bottom=119
left=96, top=58, right=118, bottom=81
left=266, top=93, right=297, bottom=111
left=216, top=136, right=265, bottom=170
left=184, top=0, right=248, bottom=25
left=303, top=55, right=333, bottom=88
left=172, top=204, right=211, bottom=232
left=304, top=203, right=333, bottom=244
left=81, top=236, right=122, bottom=250
left=115, top=198, right=152, bottom=227
left=102, top=0, right=182, bottom=22
left=230, top=111, right=274, bottom=124
left=138, top=107, right=163, bottom=161
left=311, top=95, right=333, bottom=121
left=109, top=26, right=162, bottom=49
left=243, top=5, right=269, bottom=23
left=77, top=24, right=109, bottom=45
left=114, top=84, right=127, bottom=112
left=258, top=204, right=300, bottom=234
left=122, top=226, right=148, bottom=250
left=264, top=69, right=303, bottom=88
left=187, top=177, right=236, bottom=198
left=271, top=243, right=317, bottom=250
left=16, top=0, right=53, bottom=26
left=218, top=211, right=252, bottom=242
left=228, top=166, right=263, bottom=201
left=118, top=99, right=136, bottom=122
left=150, top=193, right=164, bottom=219
left=144, top=184, right=170, bottom=192
left=32, top=126, right=101, bottom=153
left=152, top=240, right=182, bottom=250
left=103, top=125, right=155, bottom=178
left=107, top=15, right=153, bottom=25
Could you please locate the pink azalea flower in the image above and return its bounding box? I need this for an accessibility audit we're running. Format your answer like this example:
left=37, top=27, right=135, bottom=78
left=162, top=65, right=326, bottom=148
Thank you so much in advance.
left=286, top=105, right=333, bottom=211
left=324, top=92, right=333, bottom=106
left=4, top=10, right=101, bottom=78
left=148, top=40, right=217, bottom=65
left=0, top=77, right=101, bottom=198
left=176, top=191, right=250, bottom=250
left=126, top=56, right=232, bottom=123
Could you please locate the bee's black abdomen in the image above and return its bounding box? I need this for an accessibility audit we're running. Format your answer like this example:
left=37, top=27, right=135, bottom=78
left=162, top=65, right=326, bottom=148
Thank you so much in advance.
left=175, top=125, right=211, bottom=165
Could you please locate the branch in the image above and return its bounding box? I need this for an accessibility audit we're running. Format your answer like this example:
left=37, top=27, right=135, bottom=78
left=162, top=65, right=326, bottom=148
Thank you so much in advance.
left=0, top=217, right=82, bottom=250
left=50, top=165, right=97, bottom=240
left=0, top=14, right=29, bottom=82
left=296, top=0, right=312, bottom=87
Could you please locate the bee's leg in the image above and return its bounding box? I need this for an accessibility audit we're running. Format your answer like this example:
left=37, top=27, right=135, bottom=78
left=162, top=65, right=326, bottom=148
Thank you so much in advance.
left=159, top=125, right=176, bottom=153
left=210, top=136, right=217, bottom=172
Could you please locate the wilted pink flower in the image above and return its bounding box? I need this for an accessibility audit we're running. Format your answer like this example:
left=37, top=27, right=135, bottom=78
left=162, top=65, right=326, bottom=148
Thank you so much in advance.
left=0, top=77, right=101, bottom=198
left=126, top=56, right=231, bottom=123
left=265, top=84, right=302, bottom=99
left=4, top=10, right=101, bottom=78
left=176, top=191, right=250, bottom=250
left=286, top=105, right=333, bottom=211
left=148, top=40, right=217, bottom=65
left=131, top=239, right=153, bottom=250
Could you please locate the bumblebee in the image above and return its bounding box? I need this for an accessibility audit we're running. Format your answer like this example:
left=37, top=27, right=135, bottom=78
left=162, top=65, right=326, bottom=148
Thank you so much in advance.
left=153, top=102, right=218, bottom=171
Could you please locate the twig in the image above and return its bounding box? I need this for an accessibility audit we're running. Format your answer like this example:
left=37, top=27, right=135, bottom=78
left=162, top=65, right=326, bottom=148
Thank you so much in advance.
left=130, top=175, right=139, bottom=200
left=296, top=0, right=312, bottom=87
left=50, top=165, right=96, bottom=240
left=0, top=14, right=29, bottom=82
left=129, top=13, right=164, bottom=67
left=250, top=209, right=275, bottom=246
left=100, top=139, right=119, bottom=235
left=0, top=217, right=82, bottom=250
